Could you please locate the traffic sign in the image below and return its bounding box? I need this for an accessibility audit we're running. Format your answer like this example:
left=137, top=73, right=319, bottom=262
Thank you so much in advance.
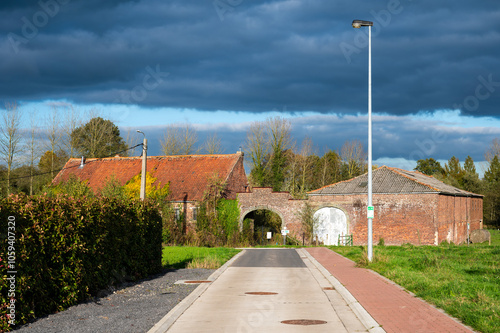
left=367, top=206, right=374, bottom=219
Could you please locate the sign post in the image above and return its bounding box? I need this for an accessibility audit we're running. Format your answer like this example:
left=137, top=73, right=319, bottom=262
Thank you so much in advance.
left=281, top=227, right=289, bottom=246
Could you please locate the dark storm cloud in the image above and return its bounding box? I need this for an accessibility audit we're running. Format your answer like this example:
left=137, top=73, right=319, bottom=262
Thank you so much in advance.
left=1, top=0, right=500, bottom=116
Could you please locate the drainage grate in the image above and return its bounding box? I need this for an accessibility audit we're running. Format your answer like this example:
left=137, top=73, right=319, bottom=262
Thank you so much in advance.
left=281, top=319, right=327, bottom=325
left=184, top=280, right=211, bottom=284
left=245, top=292, right=278, bottom=295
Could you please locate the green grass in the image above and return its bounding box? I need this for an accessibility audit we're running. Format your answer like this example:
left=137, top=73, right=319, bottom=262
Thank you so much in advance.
left=489, top=229, right=500, bottom=245
left=162, top=246, right=241, bottom=269
left=330, top=232, right=500, bottom=333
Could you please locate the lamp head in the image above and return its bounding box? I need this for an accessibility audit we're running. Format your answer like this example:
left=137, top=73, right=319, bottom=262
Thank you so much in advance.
left=352, top=20, right=373, bottom=28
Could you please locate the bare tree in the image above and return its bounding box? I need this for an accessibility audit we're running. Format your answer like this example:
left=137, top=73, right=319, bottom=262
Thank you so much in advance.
left=267, top=116, right=292, bottom=156
left=204, top=133, right=224, bottom=154
left=45, top=105, right=63, bottom=179
left=161, top=124, right=199, bottom=155
left=161, top=125, right=182, bottom=155
left=0, top=103, right=23, bottom=196
left=180, top=124, right=199, bottom=154
left=60, top=103, right=83, bottom=158
left=124, top=128, right=141, bottom=156
left=26, top=110, right=41, bottom=195
left=341, top=140, right=366, bottom=179
left=485, top=138, right=500, bottom=162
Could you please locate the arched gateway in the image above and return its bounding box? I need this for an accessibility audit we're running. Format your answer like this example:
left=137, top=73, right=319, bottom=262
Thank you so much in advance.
left=237, top=188, right=308, bottom=239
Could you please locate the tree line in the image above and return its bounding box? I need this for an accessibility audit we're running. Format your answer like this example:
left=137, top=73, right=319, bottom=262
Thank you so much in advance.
left=2, top=105, right=500, bottom=227
left=414, top=140, right=500, bottom=227
left=0, top=103, right=228, bottom=198
left=244, top=116, right=367, bottom=197
left=243, top=117, right=500, bottom=227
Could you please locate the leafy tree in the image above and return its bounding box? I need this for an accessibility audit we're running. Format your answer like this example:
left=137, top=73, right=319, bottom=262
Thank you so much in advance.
left=245, top=116, right=291, bottom=191
left=414, top=158, right=444, bottom=176
left=71, top=117, right=127, bottom=158
left=265, top=117, right=291, bottom=191
left=442, top=156, right=465, bottom=188
left=39, top=150, right=68, bottom=174
left=45, top=174, right=94, bottom=198
left=297, top=202, right=319, bottom=245
left=483, top=156, right=500, bottom=226
left=100, top=174, right=128, bottom=200
left=462, top=156, right=482, bottom=193
left=484, top=155, right=500, bottom=184
left=313, top=149, right=342, bottom=189
left=123, top=171, right=169, bottom=201
left=245, top=121, right=268, bottom=187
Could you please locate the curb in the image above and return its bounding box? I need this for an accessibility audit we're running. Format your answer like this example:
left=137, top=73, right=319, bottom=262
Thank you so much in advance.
left=147, top=249, right=246, bottom=333
left=298, top=248, right=385, bottom=333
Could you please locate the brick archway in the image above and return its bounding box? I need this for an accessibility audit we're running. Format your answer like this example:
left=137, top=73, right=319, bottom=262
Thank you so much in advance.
left=237, top=188, right=305, bottom=237
left=239, top=205, right=285, bottom=229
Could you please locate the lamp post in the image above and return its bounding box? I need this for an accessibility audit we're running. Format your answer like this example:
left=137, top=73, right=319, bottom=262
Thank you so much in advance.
left=137, top=130, right=147, bottom=200
left=352, top=19, right=374, bottom=261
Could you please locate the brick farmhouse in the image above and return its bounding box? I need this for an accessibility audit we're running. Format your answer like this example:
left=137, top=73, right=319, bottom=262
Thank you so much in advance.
left=53, top=153, right=483, bottom=246
left=52, top=152, right=248, bottom=226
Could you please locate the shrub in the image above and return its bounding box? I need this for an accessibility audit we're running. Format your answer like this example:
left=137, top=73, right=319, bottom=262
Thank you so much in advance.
left=0, top=194, right=162, bottom=330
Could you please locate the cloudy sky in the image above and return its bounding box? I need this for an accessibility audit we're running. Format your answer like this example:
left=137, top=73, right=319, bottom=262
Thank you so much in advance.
left=1, top=0, right=500, bottom=175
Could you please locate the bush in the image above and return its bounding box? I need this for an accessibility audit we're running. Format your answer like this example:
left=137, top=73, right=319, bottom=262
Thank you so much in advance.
left=0, top=194, right=162, bottom=330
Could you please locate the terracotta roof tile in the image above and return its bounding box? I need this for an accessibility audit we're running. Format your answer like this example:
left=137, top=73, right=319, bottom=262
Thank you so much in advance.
left=52, top=153, right=246, bottom=201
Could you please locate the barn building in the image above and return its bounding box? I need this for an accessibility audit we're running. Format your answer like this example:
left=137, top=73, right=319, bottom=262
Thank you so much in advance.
left=52, top=152, right=248, bottom=226
left=238, top=166, right=483, bottom=246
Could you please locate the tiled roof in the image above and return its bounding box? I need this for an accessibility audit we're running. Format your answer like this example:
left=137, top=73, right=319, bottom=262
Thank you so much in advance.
left=52, top=153, right=246, bottom=201
left=308, top=166, right=482, bottom=197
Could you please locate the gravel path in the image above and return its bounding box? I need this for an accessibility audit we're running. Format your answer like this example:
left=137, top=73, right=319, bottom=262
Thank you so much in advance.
left=14, top=268, right=215, bottom=333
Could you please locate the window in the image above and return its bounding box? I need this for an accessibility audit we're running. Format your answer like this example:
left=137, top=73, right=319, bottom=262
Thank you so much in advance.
left=174, top=208, right=180, bottom=221
left=192, top=207, right=198, bottom=221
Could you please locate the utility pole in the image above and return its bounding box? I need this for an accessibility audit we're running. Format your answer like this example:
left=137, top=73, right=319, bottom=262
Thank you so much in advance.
left=137, top=130, right=147, bottom=200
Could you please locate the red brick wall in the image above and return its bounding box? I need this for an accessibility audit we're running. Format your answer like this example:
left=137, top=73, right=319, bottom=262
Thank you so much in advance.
left=436, top=195, right=483, bottom=244
left=225, top=152, right=248, bottom=200
left=308, top=193, right=439, bottom=245
left=237, top=188, right=305, bottom=235
left=238, top=189, right=483, bottom=246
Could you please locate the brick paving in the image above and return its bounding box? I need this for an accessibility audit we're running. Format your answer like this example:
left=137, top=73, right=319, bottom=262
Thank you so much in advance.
left=306, top=247, right=475, bottom=333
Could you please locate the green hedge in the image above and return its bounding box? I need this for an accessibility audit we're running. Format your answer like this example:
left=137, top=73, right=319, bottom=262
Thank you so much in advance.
left=0, top=194, right=162, bottom=330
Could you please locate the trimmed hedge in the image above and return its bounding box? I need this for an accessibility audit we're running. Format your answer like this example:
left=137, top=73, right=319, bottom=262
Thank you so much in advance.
left=0, top=194, right=162, bottom=330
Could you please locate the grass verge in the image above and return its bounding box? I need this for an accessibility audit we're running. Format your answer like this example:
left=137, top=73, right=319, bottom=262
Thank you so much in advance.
left=162, top=246, right=241, bottom=269
left=329, top=232, right=500, bottom=333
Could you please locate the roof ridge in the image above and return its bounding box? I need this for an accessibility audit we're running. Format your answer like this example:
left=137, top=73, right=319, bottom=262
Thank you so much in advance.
left=385, top=166, right=440, bottom=192
left=68, top=153, right=241, bottom=162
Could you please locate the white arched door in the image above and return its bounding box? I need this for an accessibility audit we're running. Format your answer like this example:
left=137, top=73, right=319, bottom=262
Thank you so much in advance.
left=313, top=207, right=347, bottom=246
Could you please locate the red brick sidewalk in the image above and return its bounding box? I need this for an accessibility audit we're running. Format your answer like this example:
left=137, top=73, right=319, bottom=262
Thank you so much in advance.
left=306, top=247, right=475, bottom=333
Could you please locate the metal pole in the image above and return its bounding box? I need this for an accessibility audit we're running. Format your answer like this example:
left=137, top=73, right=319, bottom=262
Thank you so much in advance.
left=367, top=25, right=373, bottom=262
left=140, top=137, right=147, bottom=200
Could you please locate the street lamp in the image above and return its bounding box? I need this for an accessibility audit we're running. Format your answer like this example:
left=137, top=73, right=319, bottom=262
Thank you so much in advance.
left=352, top=19, right=374, bottom=262
left=137, top=130, right=147, bottom=200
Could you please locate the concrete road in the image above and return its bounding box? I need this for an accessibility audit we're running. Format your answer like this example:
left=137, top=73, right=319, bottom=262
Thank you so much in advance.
left=158, top=249, right=377, bottom=333
left=231, top=249, right=306, bottom=267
